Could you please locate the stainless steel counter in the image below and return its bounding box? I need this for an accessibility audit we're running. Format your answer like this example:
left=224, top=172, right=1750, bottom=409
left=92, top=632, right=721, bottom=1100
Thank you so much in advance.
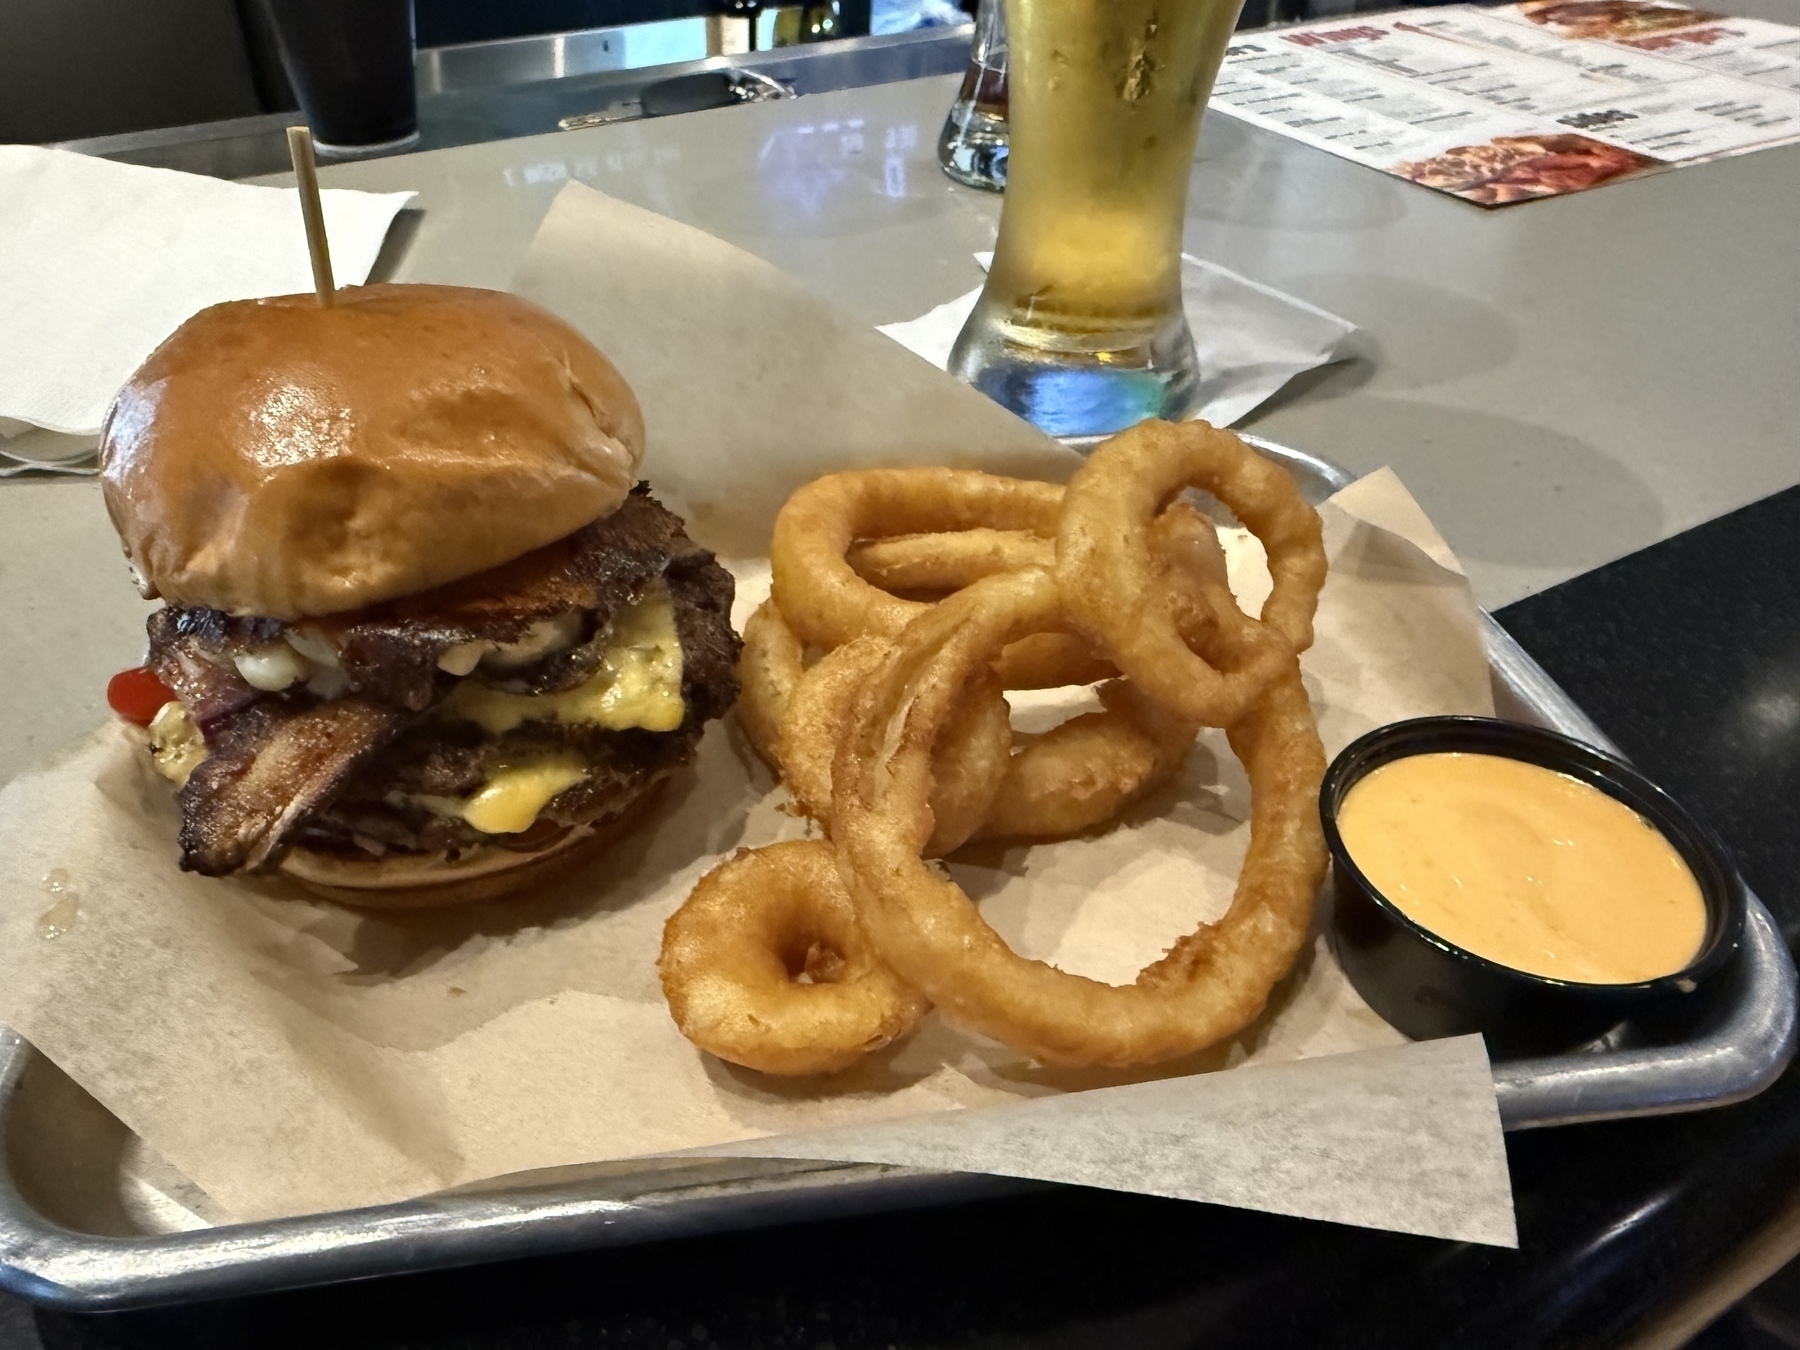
left=55, top=28, right=973, bottom=180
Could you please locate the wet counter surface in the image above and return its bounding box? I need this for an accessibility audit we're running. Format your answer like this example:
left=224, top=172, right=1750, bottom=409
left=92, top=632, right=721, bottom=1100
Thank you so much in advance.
left=4, top=70, right=1798, bottom=1348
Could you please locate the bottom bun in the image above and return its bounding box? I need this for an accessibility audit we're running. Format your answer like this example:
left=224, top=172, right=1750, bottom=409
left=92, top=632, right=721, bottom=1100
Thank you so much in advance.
left=279, top=790, right=662, bottom=909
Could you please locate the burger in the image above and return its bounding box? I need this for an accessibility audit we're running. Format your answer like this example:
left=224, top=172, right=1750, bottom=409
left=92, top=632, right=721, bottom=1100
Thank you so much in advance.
left=98, top=283, right=741, bottom=906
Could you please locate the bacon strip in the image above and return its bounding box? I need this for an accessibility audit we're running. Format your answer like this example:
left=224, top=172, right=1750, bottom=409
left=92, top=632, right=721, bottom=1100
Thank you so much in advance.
left=144, top=488, right=741, bottom=875
left=176, top=698, right=405, bottom=875
left=145, top=611, right=262, bottom=732
left=154, top=487, right=703, bottom=713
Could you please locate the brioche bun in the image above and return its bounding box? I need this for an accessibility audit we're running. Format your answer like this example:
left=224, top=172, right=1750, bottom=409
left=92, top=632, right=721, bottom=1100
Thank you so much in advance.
left=99, top=284, right=644, bottom=620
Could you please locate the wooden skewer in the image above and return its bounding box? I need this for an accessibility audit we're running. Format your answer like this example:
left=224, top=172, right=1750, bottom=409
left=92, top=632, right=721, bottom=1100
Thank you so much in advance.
left=285, top=126, right=336, bottom=306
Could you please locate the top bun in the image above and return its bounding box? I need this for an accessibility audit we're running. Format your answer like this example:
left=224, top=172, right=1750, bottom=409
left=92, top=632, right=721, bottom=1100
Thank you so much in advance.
left=99, top=284, right=644, bottom=619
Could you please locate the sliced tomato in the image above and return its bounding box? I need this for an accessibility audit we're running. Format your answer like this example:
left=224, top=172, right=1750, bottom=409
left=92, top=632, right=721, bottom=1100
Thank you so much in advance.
left=107, top=666, right=176, bottom=726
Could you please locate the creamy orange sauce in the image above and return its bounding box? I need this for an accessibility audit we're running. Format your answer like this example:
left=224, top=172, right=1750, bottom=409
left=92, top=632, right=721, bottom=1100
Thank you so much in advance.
left=1337, top=752, right=1707, bottom=984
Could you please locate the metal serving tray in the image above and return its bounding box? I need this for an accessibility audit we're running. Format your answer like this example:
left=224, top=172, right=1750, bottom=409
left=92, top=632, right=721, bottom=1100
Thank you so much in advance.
left=0, top=438, right=1790, bottom=1310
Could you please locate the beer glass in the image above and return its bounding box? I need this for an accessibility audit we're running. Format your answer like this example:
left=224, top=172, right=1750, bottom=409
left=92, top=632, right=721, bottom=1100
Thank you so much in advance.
left=948, top=0, right=1243, bottom=437
left=937, top=0, right=1009, bottom=192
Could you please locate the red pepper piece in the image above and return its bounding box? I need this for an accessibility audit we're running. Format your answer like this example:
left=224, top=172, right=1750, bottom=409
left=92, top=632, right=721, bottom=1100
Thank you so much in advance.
left=106, top=666, right=176, bottom=727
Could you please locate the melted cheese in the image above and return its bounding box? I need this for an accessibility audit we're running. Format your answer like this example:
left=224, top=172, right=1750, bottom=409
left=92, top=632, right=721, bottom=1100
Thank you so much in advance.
left=441, top=585, right=685, bottom=735
left=410, top=754, right=589, bottom=835
left=146, top=701, right=207, bottom=787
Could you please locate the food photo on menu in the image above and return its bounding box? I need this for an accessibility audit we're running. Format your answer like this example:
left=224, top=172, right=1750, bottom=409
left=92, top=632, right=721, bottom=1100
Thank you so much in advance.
left=0, top=0, right=1796, bottom=1343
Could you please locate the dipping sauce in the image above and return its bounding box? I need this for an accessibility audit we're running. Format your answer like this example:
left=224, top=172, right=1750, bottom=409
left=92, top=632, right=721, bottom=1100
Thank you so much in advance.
left=1337, top=752, right=1707, bottom=984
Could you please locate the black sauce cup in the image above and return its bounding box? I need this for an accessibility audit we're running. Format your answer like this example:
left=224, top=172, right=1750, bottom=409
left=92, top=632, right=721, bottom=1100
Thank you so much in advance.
left=1321, top=717, right=1746, bottom=1060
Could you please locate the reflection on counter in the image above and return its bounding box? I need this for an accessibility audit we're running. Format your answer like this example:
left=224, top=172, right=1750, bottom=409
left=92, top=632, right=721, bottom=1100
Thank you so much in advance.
left=758, top=116, right=922, bottom=217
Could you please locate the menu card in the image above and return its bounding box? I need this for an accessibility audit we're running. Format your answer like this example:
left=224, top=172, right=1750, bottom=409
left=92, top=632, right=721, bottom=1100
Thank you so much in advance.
left=1211, top=0, right=1800, bottom=204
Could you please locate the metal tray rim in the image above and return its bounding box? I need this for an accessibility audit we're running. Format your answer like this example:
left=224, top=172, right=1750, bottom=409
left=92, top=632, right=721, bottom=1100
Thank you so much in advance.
left=0, top=436, right=1789, bottom=1310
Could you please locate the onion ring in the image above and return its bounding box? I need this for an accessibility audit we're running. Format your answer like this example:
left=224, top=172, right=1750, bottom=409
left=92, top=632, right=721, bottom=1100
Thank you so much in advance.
left=1057, top=420, right=1326, bottom=728
left=969, top=502, right=1216, bottom=840
left=780, top=637, right=1012, bottom=856
left=750, top=488, right=1227, bottom=839
left=1149, top=499, right=1230, bottom=596
left=786, top=640, right=1189, bottom=848
left=770, top=468, right=1103, bottom=689
left=736, top=598, right=805, bottom=770
left=848, top=529, right=1053, bottom=594
left=659, top=840, right=931, bottom=1075
left=974, top=681, right=1197, bottom=842
left=772, top=469, right=1062, bottom=646
left=832, top=568, right=1328, bottom=1068
left=841, top=506, right=1226, bottom=600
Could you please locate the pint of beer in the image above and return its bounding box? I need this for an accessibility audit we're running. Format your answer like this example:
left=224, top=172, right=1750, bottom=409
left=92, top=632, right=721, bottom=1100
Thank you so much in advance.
left=948, top=0, right=1243, bottom=437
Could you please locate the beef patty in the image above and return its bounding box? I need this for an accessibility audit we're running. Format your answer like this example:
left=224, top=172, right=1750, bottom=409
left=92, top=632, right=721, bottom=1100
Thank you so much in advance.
left=145, top=488, right=740, bottom=876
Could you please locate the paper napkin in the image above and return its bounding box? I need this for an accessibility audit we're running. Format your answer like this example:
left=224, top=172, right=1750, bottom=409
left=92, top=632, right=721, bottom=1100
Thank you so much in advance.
left=880, top=252, right=1357, bottom=428
left=0, top=145, right=415, bottom=441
